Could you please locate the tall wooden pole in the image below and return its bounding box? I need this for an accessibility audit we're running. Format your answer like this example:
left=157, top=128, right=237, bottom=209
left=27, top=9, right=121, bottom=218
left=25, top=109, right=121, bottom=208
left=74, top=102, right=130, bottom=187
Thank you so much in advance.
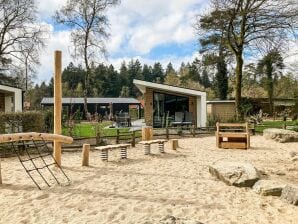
left=54, top=51, right=62, bottom=166
left=0, top=160, right=2, bottom=184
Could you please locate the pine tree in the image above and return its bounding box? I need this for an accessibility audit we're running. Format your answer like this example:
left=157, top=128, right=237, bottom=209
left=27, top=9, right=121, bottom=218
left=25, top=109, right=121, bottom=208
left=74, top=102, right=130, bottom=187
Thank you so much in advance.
left=201, top=69, right=211, bottom=88
left=119, top=61, right=129, bottom=87
left=142, top=64, right=152, bottom=82
left=215, top=55, right=228, bottom=100
left=128, top=60, right=143, bottom=97
left=165, top=62, right=176, bottom=76
left=152, top=62, right=164, bottom=82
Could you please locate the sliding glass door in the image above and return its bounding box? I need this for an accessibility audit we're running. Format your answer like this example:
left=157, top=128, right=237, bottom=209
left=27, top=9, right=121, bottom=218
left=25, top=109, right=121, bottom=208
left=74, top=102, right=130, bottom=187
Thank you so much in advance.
left=153, top=92, right=189, bottom=127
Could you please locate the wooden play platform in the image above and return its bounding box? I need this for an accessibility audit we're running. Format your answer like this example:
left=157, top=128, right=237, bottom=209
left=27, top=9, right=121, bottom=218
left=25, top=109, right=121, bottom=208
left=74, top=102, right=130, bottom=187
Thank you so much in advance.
left=216, top=122, right=250, bottom=149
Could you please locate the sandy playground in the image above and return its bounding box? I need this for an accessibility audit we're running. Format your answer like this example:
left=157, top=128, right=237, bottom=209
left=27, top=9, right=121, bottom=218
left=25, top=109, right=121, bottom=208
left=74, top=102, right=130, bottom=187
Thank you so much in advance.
left=0, top=135, right=297, bottom=224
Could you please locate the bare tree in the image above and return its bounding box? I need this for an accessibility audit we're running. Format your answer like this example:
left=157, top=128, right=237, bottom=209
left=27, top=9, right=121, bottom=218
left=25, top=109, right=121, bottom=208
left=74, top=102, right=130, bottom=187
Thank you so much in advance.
left=196, top=0, right=298, bottom=119
left=54, top=0, right=120, bottom=115
left=0, top=0, right=47, bottom=87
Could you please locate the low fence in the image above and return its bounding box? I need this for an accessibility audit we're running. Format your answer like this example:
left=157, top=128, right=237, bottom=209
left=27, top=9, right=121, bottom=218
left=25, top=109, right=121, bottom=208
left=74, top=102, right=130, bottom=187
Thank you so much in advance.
left=61, top=126, right=217, bottom=150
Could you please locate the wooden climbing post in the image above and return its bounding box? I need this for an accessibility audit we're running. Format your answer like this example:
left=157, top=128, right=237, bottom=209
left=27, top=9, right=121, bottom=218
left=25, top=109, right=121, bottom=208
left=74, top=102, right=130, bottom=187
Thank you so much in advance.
left=54, top=50, right=62, bottom=166
left=82, top=144, right=90, bottom=166
left=0, top=160, right=2, bottom=184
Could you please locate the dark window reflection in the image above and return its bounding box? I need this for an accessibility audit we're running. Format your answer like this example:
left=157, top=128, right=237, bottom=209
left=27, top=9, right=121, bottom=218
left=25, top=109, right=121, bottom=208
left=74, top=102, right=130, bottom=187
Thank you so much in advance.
left=153, top=92, right=189, bottom=127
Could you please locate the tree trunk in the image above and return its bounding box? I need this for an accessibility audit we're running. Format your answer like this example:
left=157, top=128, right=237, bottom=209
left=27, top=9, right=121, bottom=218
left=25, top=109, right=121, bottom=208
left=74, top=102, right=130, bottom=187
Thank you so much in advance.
left=266, top=63, right=274, bottom=115
left=235, top=53, right=243, bottom=120
left=83, top=41, right=90, bottom=118
left=267, top=73, right=274, bottom=116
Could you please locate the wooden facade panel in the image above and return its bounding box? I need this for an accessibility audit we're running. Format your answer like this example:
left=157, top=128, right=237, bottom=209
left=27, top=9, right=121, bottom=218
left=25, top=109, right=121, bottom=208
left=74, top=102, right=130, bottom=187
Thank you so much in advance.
left=144, top=88, right=153, bottom=126
left=208, top=103, right=236, bottom=122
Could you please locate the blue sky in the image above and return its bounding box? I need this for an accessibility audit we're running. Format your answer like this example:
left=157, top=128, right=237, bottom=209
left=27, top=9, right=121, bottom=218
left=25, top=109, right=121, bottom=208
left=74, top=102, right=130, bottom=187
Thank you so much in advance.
left=35, top=0, right=297, bottom=83
left=35, top=0, right=208, bottom=83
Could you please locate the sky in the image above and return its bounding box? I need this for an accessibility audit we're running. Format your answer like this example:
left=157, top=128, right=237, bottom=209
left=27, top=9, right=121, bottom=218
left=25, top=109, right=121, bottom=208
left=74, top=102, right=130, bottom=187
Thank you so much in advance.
left=35, top=0, right=208, bottom=83
left=35, top=0, right=297, bottom=84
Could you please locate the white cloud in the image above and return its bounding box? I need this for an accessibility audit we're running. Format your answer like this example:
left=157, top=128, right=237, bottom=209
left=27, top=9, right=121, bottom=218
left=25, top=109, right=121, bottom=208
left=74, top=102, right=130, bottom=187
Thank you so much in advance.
left=36, top=0, right=67, bottom=19
left=34, top=0, right=207, bottom=83
left=106, top=0, right=206, bottom=54
left=35, top=24, right=73, bottom=83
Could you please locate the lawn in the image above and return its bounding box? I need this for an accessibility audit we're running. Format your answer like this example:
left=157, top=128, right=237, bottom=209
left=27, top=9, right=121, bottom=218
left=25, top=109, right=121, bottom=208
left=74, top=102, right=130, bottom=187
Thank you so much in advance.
left=62, top=121, right=130, bottom=137
left=255, top=120, right=297, bottom=133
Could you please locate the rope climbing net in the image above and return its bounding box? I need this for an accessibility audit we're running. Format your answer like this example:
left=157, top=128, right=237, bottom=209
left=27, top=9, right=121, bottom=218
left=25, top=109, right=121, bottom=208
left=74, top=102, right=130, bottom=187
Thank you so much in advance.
left=0, top=133, right=73, bottom=190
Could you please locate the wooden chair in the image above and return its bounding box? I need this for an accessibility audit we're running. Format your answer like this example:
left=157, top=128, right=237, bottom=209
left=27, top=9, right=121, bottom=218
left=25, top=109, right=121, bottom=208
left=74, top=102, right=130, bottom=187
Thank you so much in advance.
left=216, top=122, right=250, bottom=149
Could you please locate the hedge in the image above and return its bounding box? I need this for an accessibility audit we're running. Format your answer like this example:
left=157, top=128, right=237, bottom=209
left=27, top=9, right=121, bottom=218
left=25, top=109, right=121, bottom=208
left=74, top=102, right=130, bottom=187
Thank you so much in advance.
left=0, top=111, right=44, bottom=134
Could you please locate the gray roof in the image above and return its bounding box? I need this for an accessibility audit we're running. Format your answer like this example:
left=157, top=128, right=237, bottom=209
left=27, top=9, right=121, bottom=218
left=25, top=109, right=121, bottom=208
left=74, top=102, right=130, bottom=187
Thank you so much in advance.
left=41, top=97, right=140, bottom=105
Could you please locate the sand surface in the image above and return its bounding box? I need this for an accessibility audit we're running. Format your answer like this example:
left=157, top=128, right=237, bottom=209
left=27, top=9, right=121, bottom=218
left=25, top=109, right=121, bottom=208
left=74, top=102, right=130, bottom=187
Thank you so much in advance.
left=0, top=136, right=297, bottom=224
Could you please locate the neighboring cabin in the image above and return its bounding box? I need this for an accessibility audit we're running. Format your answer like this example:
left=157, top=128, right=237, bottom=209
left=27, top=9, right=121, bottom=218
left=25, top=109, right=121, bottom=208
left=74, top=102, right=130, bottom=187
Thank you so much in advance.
left=207, top=98, right=297, bottom=122
left=0, top=84, right=23, bottom=113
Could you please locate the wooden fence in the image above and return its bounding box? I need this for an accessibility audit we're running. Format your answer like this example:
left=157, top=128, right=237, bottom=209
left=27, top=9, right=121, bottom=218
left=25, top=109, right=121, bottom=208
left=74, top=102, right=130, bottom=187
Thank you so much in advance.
left=61, top=126, right=217, bottom=149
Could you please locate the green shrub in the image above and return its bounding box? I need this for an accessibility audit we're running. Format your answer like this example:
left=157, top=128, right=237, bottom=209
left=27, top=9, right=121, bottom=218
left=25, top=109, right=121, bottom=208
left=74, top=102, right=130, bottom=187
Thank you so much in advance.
left=207, top=115, right=220, bottom=126
left=43, top=109, right=54, bottom=132
left=0, top=111, right=44, bottom=134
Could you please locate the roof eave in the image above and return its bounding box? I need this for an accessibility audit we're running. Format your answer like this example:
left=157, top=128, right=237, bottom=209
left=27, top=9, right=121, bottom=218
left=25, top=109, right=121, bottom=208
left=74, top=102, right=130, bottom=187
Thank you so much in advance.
left=133, top=79, right=206, bottom=97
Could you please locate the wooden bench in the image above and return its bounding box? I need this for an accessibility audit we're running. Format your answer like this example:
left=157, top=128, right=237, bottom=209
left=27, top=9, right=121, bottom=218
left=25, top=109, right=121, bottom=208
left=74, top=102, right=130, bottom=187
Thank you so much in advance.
left=139, top=139, right=168, bottom=155
left=95, top=144, right=131, bottom=161
left=216, top=123, right=250, bottom=149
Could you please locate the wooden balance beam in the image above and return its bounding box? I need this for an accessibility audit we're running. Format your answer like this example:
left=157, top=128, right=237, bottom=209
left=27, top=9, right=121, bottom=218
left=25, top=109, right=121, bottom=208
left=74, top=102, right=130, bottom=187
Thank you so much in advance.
left=139, top=139, right=168, bottom=155
left=95, top=144, right=131, bottom=161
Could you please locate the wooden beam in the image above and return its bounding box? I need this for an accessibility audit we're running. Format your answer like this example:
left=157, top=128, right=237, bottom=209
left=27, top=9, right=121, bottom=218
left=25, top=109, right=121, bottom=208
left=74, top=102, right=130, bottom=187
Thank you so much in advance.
left=0, top=132, right=73, bottom=144
left=54, top=50, right=62, bottom=166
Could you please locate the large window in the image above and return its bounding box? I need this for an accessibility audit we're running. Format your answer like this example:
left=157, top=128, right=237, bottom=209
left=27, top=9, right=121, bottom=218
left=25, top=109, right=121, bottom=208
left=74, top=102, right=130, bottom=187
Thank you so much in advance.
left=153, top=92, right=189, bottom=127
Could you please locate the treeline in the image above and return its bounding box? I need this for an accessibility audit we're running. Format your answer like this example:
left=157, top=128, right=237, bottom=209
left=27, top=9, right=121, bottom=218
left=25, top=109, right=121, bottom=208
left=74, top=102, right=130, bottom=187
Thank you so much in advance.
left=26, top=58, right=215, bottom=109
left=24, top=55, right=298, bottom=111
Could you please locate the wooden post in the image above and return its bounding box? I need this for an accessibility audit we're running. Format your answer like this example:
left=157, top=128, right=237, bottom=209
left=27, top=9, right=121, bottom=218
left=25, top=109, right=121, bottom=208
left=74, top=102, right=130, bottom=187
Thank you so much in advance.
left=216, top=122, right=219, bottom=148
left=192, top=125, right=196, bottom=137
left=96, top=125, right=101, bottom=145
left=0, top=160, right=2, bottom=184
left=169, top=139, right=178, bottom=150
left=54, top=50, right=62, bottom=166
left=142, top=126, right=153, bottom=141
left=131, top=130, right=135, bottom=147
left=82, top=144, right=90, bottom=166
left=116, top=129, right=120, bottom=144
left=166, top=127, right=169, bottom=139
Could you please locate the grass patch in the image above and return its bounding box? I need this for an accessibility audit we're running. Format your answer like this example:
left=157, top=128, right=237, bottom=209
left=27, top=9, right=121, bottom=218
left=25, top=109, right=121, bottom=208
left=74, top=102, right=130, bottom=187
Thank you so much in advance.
left=62, top=121, right=130, bottom=137
left=255, top=120, right=297, bottom=133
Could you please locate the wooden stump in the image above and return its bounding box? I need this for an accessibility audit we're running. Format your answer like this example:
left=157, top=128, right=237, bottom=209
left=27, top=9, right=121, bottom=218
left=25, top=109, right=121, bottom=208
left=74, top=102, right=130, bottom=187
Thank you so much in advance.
left=169, top=139, right=179, bottom=150
left=142, top=126, right=153, bottom=141
left=82, top=144, right=90, bottom=166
